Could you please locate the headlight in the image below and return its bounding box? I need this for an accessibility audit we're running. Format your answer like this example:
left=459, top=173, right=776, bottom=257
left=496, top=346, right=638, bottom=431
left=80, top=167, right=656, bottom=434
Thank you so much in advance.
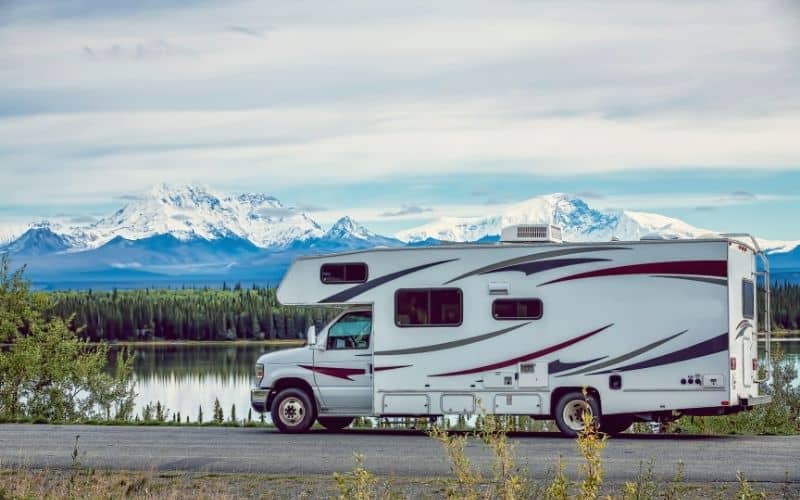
left=255, top=363, right=264, bottom=384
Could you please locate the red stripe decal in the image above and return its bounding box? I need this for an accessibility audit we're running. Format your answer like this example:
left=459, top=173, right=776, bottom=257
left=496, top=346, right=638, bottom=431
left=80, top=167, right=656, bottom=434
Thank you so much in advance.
left=429, top=324, right=613, bottom=377
left=375, top=365, right=412, bottom=372
left=540, top=260, right=727, bottom=286
left=298, top=364, right=365, bottom=381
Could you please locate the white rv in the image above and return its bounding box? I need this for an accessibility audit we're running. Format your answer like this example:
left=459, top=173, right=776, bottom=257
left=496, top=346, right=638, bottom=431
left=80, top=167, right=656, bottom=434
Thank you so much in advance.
left=251, top=225, right=772, bottom=436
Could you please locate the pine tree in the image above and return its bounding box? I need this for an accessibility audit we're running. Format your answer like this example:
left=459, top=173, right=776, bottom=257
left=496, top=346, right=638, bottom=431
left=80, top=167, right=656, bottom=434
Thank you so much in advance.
left=213, top=398, right=224, bottom=424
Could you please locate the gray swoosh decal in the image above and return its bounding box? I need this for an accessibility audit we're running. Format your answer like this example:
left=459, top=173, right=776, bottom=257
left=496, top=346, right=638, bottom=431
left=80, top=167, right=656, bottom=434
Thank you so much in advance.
left=590, top=332, right=728, bottom=374
left=558, top=329, right=688, bottom=377
left=319, top=258, right=458, bottom=303
left=375, top=322, right=531, bottom=356
left=443, top=246, right=632, bottom=284
left=549, top=356, right=607, bottom=374
left=651, top=275, right=728, bottom=286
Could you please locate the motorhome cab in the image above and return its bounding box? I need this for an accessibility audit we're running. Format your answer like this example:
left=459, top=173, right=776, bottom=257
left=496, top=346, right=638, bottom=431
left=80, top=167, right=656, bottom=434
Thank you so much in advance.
left=251, top=225, right=772, bottom=436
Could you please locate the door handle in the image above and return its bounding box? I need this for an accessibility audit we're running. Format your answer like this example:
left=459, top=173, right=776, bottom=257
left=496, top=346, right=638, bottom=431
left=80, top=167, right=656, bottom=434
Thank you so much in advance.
left=369, top=363, right=373, bottom=374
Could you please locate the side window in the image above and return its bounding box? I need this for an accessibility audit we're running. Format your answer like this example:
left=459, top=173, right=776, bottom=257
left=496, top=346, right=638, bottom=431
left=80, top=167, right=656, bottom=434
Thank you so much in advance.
left=742, top=279, right=754, bottom=319
left=327, top=311, right=371, bottom=350
left=493, top=299, right=543, bottom=320
left=395, top=288, right=462, bottom=327
left=321, top=263, right=368, bottom=284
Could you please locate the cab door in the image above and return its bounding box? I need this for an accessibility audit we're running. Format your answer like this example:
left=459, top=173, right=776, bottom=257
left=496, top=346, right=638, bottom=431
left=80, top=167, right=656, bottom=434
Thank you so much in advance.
left=312, top=310, right=373, bottom=412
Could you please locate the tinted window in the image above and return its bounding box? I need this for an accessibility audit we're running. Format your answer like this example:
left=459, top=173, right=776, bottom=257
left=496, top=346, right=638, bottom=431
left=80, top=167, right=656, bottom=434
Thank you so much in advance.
left=395, top=288, right=462, bottom=327
left=327, top=311, right=371, bottom=349
left=742, top=279, right=754, bottom=319
left=321, top=263, right=368, bottom=284
left=493, top=299, right=543, bottom=320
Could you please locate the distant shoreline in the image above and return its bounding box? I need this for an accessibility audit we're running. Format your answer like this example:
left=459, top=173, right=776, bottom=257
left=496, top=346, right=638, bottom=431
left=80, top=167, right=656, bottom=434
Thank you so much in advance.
left=106, top=339, right=306, bottom=347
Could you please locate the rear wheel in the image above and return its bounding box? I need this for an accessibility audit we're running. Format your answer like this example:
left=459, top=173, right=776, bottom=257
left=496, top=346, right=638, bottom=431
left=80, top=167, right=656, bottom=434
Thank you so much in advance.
left=271, top=388, right=316, bottom=433
left=318, top=416, right=354, bottom=431
left=600, top=415, right=634, bottom=436
left=554, top=391, right=600, bottom=437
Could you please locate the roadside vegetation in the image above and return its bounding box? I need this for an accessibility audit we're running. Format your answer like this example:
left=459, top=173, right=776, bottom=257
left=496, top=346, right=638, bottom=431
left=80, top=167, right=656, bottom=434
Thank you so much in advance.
left=2, top=406, right=796, bottom=499
left=0, top=256, right=136, bottom=422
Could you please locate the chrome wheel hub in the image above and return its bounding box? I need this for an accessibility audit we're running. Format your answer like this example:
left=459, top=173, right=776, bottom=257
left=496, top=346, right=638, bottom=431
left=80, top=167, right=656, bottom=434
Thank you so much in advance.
left=563, top=400, right=592, bottom=431
left=279, top=397, right=305, bottom=426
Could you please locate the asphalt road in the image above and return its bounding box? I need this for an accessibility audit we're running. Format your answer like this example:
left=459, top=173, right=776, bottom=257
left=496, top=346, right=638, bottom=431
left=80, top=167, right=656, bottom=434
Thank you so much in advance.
left=1, top=425, right=798, bottom=483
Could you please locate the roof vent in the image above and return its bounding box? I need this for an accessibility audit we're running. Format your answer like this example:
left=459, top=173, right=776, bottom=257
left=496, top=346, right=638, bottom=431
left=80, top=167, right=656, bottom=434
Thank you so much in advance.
left=501, top=224, right=563, bottom=243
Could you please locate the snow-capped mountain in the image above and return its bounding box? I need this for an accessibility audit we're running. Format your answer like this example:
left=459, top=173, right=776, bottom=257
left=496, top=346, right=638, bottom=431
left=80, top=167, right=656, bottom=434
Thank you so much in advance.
left=67, top=184, right=325, bottom=250
left=3, top=222, right=75, bottom=256
left=395, top=193, right=800, bottom=253
left=290, top=217, right=403, bottom=252
left=325, top=216, right=379, bottom=241
left=395, top=194, right=711, bottom=243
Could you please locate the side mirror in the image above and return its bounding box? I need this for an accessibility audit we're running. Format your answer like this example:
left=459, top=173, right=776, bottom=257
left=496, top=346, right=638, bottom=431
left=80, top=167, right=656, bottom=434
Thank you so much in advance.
left=306, top=325, right=317, bottom=346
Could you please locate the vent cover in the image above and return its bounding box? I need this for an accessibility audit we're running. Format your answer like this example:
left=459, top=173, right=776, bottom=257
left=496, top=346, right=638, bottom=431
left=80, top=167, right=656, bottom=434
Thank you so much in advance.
left=500, top=224, right=563, bottom=243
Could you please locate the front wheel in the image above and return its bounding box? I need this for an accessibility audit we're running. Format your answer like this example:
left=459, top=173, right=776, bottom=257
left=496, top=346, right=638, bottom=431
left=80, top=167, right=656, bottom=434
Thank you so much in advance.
left=554, top=391, right=600, bottom=438
left=271, top=388, right=316, bottom=433
left=318, top=416, right=354, bottom=431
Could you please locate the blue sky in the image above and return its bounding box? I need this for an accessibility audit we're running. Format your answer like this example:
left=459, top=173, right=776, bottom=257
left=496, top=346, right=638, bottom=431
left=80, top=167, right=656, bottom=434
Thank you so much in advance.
left=1, top=0, right=798, bottom=239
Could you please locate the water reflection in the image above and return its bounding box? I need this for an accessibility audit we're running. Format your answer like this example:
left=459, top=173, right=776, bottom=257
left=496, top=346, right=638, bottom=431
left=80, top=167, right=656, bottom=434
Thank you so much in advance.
left=114, top=341, right=799, bottom=422
left=111, top=344, right=295, bottom=422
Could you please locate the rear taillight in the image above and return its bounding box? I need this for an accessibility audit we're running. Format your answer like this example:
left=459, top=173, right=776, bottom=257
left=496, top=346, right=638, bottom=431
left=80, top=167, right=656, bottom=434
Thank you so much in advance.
left=255, top=363, right=264, bottom=383
left=730, top=357, right=737, bottom=370
left=752, top=358, right=758, bottom=371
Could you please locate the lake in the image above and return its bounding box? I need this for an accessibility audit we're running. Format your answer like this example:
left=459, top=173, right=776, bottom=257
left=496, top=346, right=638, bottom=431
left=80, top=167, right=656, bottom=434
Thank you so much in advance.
left=121, top=341, right=800, bottom=422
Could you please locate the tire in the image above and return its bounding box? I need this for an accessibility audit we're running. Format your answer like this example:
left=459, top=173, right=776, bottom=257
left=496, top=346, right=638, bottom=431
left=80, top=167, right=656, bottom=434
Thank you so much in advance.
left=600, top=415, right=633, bottom=436
left=553, top=391, right=600, bottom=438
left=318, top=416, right=354, bottom=431
left=271, top=388, right=316, bottom=433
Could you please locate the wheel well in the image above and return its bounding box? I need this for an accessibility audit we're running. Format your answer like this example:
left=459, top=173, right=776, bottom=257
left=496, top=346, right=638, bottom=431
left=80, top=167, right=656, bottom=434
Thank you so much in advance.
left=268, top=377, right=316, bottom=412
left=550, top=386, right=601, bottom=417
left=273, top=378, right=314, bottom=398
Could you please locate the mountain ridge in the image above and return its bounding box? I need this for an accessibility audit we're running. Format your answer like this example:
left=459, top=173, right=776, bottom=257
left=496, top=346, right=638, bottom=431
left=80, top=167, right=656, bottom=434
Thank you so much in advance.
left=1, top=184, right=798, bottom=287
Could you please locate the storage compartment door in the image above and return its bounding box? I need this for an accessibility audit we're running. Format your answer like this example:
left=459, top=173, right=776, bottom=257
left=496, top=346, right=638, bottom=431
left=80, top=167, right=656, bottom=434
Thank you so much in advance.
left=441, top=394, right=475, bottom=414
left=493, top=394, right=542, bottom=414
left=382, top=394, right=430, bottom=415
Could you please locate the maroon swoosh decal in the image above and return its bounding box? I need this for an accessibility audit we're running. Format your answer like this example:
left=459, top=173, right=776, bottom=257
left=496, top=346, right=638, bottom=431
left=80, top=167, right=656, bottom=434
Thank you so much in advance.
left=540, top=260, right=727, bottom=286
left=298, top=364, right=365, bottom=381
left=374, top=365, right=412, bottom=372
left=429, top=324, right=613, bottom=377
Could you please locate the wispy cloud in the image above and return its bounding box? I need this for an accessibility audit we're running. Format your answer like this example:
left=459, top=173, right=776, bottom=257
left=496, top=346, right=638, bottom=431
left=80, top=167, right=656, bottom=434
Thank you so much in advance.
left=294, top=203, right=327, bottom=213
left=381, top=204, right=434, bottom=217
left=226, top=25, right=271, bottom=38
left=729, top=190, right=757, bottom=201
left=576, top=191, right=604, bottom=200
left=81, top=40, right=192, bottom=61
left=115, top=194, right=145, bottom=201
left=256, top=206, right=295, bottom=218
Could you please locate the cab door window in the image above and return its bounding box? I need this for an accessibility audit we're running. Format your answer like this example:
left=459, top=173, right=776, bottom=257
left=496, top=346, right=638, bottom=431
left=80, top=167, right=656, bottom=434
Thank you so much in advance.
left=327, top=311, right=371, bottom=350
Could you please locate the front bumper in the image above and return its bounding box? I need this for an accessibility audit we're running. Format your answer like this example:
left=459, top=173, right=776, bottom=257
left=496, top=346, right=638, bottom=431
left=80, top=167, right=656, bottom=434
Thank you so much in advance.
left=251, top=388, right=269, bottom=413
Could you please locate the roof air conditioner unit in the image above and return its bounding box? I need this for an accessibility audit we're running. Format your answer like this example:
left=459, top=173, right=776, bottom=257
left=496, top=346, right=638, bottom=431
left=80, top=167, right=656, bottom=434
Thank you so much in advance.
left=500, top=224, right=563, bottom=244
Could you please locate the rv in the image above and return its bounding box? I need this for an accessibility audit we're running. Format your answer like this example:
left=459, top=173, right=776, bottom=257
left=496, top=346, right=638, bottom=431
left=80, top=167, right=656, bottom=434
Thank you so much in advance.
left=251, top=225, right=772, bottom=436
